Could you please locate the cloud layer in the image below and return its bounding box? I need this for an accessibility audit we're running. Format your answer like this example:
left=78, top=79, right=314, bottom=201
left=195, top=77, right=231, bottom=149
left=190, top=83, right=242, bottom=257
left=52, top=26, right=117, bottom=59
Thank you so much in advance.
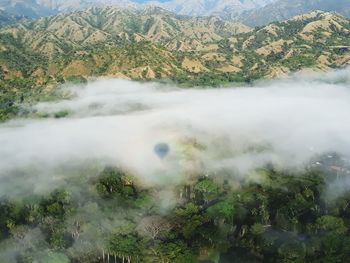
left=1, top=68, right=350, bottom=196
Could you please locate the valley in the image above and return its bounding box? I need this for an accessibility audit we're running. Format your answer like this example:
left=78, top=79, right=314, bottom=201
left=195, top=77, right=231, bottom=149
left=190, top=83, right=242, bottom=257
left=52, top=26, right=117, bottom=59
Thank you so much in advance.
left=1, top=2, right=350, bottom=263
left=1, top=75, right=350, bottom=263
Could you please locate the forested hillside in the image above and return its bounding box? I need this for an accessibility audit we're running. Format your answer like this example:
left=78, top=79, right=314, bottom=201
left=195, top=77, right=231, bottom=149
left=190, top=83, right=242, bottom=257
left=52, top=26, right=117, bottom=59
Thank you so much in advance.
left=1, top=8, right=350, bottom=121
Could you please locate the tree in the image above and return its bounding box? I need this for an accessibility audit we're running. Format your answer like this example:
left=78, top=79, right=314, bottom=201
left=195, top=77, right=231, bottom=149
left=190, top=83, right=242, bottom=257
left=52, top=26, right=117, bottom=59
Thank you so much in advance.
left=137, top=216, right=172, bottom=241
left=315, top=216, right=347, bottom=235
left=206, top=198, right=235, bottom=223
left=153, top=241, right=196, bottom=263
left=39, top=190, right=71, bottom=219
left=194, top=179, right=219, bottom=204
left=278, top=239, right=306, bottom=262
left=109, top=233, right=143, bottom=263
left=96, top=167, right=136, bottom=199
left=0, top=198, right=24, bottom=240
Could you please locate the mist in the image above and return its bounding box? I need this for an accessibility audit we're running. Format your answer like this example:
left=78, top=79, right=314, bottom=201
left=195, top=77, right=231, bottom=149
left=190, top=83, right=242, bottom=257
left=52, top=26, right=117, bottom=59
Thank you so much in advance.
left=1, top=68, right=350, bottom=262
left=1, top=68, right=350, bottom=197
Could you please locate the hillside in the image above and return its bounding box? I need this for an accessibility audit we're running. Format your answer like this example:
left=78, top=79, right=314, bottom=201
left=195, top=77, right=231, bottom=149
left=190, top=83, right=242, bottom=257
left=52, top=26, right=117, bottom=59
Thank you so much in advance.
left=0, top=6, right=250, bottom=56
left=236, top=11, right=350, bottom=78
left=235, top=0, right=350, bottom=27
left=1, top=8, right=350, bottom=120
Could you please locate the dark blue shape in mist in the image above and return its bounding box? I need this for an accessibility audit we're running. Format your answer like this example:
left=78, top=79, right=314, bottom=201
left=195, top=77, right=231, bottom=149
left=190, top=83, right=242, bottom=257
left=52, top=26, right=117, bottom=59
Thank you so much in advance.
left=154, top=143, right=170, bottom=159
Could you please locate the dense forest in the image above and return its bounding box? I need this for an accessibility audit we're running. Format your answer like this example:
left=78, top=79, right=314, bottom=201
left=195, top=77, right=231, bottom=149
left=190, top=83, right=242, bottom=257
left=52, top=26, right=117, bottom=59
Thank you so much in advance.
left=1, top=153, right=350, bottom=263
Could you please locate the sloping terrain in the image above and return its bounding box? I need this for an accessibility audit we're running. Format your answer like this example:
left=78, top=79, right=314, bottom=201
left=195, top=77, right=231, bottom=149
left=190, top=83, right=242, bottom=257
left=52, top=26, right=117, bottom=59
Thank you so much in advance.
left=3, top=8, right=348, bottom=81
left=1, top=8, right=350, bottom=120
left=235, top=0, right=350, bottom=27
left=0, top=6, right=249, bottom=57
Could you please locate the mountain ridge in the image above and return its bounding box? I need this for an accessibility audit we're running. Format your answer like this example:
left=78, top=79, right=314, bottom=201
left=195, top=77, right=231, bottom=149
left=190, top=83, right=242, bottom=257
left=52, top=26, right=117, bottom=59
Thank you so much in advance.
left=235, top=0, right=350, bottom=27
left=0, top=6, right=250, bottom=57
left=1, top=8, right=349, bottom=80
left=1, top=8, right=350, bottom=120
left=0, top=0, right=277, bottom=18
left=0, top=9, right=26, bottom=26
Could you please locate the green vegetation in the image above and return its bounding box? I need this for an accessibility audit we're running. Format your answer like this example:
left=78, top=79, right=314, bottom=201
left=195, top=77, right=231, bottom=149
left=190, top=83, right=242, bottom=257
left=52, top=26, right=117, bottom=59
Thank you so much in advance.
left=54, top=110, right=70, bottom=119
left=171, top=72, right=247, bottom=87
left=1, top=7, right=350, bottom=263
left=1, top=156, right=350, bottom=262
left=1, top=9, right=350, bottom=122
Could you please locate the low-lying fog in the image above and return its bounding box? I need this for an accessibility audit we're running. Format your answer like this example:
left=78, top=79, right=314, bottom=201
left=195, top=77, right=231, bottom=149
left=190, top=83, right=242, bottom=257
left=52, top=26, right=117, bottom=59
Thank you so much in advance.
left=1, top=68, right=350, bottom=196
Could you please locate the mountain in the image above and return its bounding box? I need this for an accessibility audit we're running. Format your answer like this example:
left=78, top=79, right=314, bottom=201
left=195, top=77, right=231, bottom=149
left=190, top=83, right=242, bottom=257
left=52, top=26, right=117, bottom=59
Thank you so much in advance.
left=1, top=8, right=350, bottom=120
left=0, top=0, right=56, bottom=18
left=0, top=10, right=12, bottom=25
left=0, top=9, right=23, bottom=26
left=4, top=0, right=350, bottom=25
left=157, top=0, right=277, bottom=17
left=235, top=0, right=350, bottom=27
left=0, top=0, right=136, bottom=18
left=0, top=6, right=250, bottom=56
left=0, top=0, right=277, bottom=18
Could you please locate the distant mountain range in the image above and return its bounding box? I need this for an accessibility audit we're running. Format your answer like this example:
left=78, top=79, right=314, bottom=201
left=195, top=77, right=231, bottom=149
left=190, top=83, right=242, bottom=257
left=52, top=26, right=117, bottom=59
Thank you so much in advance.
left=0, top=9, right=25, bottom=26
left=235, top=0, right=350, bottom=26
left=1, top=0, right=349, bottom=27
left=153, top=0, right=276, bottom=17
left=0, top=0, right=276, bottom=18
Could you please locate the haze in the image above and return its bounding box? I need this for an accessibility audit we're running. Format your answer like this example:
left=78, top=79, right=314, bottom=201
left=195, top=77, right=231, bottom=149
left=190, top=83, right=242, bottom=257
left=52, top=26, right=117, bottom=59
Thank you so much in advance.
left=1, top=68, right=350, bottom=197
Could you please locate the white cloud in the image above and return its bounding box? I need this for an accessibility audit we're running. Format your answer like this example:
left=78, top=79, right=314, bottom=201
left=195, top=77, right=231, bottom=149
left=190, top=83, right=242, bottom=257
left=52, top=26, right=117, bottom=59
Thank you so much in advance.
left=1, top=68, right=350, bottom=196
